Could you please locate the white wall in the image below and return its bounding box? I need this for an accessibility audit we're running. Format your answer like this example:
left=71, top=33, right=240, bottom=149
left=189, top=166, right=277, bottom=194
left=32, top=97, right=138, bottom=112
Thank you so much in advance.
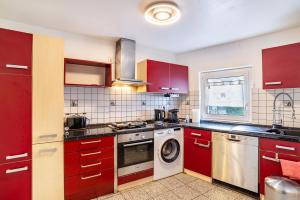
left=0, top=18, right=176, bottom=80
left=176, top=26, right=300, bottom=91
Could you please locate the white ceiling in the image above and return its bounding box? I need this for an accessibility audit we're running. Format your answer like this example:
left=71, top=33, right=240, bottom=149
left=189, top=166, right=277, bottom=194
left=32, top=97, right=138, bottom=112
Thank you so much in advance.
left=1, top=0, right=300, bottom=53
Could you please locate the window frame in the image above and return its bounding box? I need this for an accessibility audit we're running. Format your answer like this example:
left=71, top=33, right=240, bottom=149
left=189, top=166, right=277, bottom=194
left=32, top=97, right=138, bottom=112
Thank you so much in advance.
left=200, top=66, right=251, bottom=123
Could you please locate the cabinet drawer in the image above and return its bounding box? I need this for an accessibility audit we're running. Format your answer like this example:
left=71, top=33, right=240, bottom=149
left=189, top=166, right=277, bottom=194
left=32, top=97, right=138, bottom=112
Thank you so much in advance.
left=65, top=155, right=114, bottom=177
left=260, top=138, right=300, bottom=155
left=65, top=136, right=114, bottom=153
left=184, top=128, right=211, bottom=141
left=0, top=160, right=31, bottom=200
left=64, top=168, right=114, bottom=196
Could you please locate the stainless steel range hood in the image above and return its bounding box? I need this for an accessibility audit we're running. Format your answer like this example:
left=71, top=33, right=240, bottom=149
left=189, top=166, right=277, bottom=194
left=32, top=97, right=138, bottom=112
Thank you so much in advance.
left=112, top=38, right=147, bottom=86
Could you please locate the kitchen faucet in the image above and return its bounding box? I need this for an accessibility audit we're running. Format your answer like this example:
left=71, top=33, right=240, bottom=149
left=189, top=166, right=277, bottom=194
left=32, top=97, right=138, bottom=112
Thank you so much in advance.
left=272, top=92, right=296, bottom=128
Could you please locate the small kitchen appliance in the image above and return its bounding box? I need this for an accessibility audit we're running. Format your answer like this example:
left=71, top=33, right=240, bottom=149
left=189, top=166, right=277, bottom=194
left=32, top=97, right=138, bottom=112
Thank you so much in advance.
left=168, top=109, right=179, bottom=123
left=154, top=109, right=165, bottom=122
left=65, top=113, right=89, bottom=129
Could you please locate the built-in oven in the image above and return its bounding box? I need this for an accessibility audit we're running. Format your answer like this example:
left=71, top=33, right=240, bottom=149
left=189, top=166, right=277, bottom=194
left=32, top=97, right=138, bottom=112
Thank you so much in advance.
left=117, top=131, right=154, bottom=177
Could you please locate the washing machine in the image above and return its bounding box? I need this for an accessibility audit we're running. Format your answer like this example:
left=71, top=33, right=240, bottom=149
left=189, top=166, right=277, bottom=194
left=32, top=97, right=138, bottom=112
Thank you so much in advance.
left=154, top=127, right=183, bottom=180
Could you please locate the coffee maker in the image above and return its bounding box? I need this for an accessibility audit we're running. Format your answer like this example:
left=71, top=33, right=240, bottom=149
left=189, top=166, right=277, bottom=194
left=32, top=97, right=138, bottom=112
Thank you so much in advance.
left=154, top=109, right=165, bottom=122
left=168, top=109, right=179, bottom=123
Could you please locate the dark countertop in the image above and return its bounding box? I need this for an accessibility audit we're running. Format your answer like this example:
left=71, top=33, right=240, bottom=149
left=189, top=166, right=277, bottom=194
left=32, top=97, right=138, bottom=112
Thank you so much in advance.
left=64, top=121, right=300, bottom=142
left=183, top=121, right=300, bottom=143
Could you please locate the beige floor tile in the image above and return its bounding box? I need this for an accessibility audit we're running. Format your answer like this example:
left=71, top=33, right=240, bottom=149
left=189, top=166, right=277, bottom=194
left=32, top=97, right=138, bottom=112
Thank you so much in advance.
left=173, top=173, right=197, bottom=184
left=203, top=187, right=239, bottom=200
left=237, top=194, right=257, bottom=200
left=193, top=195, right=209, bottom=200
left=98, top=194, right=125, bottom=200
left=141, top=181, right=170, bottom=197
left=121, top=187, right=153, bottom=200
left=172, top=185, right=201, bottom=200
left=188, top=179, right=216, bottom=194
left=153, top=191, right=181, bottom=200
left=158, top=176, right=185, bottom=190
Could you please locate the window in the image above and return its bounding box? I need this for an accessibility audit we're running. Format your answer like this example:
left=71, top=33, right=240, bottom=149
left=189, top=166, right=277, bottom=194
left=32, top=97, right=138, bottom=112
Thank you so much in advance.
left=201, top=67, right=251, bottom=122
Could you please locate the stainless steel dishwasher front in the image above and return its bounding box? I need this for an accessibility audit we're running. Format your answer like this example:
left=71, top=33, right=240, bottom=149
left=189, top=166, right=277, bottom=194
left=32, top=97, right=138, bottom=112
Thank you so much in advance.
left=212, top=132, right=259, bottom=193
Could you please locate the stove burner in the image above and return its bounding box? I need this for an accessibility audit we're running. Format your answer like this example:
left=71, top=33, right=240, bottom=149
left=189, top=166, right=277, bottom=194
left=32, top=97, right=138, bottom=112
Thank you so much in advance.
left=109, top=121, right=147, bottom=130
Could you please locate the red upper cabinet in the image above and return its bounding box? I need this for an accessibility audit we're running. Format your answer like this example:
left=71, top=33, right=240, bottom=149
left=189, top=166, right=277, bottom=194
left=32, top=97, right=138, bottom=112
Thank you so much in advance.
left=170, top=64, right=189, bottom=94
left=137, top=59, right=189, bottom=94
left=262, top=42, right=300, bottom=89
left=0, top=28, right=32, bottom=75
left=0, top=74, right=32, bottom=164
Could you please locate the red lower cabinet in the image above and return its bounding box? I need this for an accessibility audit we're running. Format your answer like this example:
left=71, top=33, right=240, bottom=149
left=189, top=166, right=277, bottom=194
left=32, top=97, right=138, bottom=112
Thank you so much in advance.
left=184, top=128, right=212, bottom=177
left=64, top=136, right=114, bottom=200
left=0, top=160, right=31, bottom=200
left=259, top=138, right=300, bottom=195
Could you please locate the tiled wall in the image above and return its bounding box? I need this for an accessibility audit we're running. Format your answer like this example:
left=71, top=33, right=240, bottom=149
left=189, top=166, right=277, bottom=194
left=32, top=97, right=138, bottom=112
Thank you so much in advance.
left=64, top=86, right=181, bottom=124
left=252, top=88, right=300, bottom=128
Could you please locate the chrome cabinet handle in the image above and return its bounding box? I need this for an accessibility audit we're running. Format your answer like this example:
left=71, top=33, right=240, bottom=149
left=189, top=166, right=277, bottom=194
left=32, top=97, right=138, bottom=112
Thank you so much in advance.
left=81, top=173, right=101, bottom=180
left=194, top=139, right=210, bottom=148
left=171, top=88, right=179, bottom=91
left=191, top=133, right=202, bottom=137
left=262, top=155, right=280, bottom=163
left=275, top=145, right=295, bottom=151
left=6, top=64, right=28, bottom=69
left=123, top=140, right=153, bottom=147
left=39, top=134, right=57, bottom=139
left=265, top=81, right=282, bottom=86
left=6, top=153, right=28, bottom=160
left=81, top=151, right=102, bottom=157
left=6, top=166, right=28, bottom=174
left=39, top=148, right=57, bottom=153
left=81, top=140, right=101, bottom=145
left=160, top=87, right=170, bottom=90
left=81, top=162, right=102, bottom=168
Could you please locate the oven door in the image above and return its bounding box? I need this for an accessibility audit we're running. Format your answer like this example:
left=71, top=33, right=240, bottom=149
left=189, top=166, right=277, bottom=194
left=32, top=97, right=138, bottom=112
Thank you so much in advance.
left=118, top=139, right=154, bottom=169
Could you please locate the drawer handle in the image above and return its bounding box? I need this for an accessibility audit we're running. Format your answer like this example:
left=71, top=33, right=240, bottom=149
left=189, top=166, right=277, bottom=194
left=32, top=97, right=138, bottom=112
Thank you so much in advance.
left=6, top=166, right=28, bottom=174
left=6, top=64, right=28, bottom=69
left=160, top=87, right=170, bottom=90
left=81, top=162, right=102, bottom=168
left=81, top=140, right=102, bottom=145
left=39, top=148, right=57, bottom=153
left=81, top=173, right=101, bottom=180
left=81, top=151, right=102, bottom=157
left=171, top=88, right=179, bottom=91
left=194, top=139, right=210, bottom=148
left=39, top=134, right=57, bottom=139
left=6, top=153, right=28, bottom=160
left=191, top=133, right=202, bottom=137
left=262, top=155, right=280, bottom=163
left=275, top=145, right=295, bottom=151
left=265, top=81, right=282, bottom=86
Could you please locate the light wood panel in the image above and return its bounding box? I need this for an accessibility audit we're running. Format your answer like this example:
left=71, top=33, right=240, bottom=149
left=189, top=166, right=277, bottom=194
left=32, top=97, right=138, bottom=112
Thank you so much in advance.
left=32, top=34, right=64, bottom=144
left=136, top=60, right=147, bottom=93
left=32, top=142, right=64, bottom=200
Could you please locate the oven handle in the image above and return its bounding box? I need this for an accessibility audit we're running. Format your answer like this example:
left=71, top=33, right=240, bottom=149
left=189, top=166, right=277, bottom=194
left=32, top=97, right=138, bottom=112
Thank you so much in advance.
left=123, top=140, right=153, bottom=147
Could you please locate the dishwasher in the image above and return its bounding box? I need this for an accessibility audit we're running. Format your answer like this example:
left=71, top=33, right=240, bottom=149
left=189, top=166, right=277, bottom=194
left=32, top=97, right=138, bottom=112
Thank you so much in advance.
left=212, top=132, right=258, bottom=193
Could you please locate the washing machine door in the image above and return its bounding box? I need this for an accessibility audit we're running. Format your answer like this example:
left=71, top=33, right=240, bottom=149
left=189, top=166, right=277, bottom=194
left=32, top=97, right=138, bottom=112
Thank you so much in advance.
left=159, top=138, right=180, bottom=163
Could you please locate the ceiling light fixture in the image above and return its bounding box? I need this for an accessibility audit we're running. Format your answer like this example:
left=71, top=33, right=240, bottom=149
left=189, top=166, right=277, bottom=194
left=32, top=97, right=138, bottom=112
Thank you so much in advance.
left=144, top=2, right=181, bottom=25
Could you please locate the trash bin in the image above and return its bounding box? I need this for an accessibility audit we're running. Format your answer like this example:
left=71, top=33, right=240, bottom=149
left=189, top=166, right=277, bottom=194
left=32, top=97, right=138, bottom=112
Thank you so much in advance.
left=265, top=176, right=300, bottom=200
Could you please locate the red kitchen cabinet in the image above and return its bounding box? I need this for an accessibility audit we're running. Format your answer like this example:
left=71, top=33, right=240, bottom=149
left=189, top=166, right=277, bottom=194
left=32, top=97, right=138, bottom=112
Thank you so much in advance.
left=259, top=138, right=300, bottom=194
left=0, top=28, right=32, bottom=75
left=170, top=64, right=189, bottom=94
left=0, top=74, right=31, bottom=164
left=262, top=42, right=300, bottom=89
left=137, top=59, right=189, bottom=94
left=0, top=160, right=31, bottom=200
left=64, top=136, right=114, bottom=199
left=184, top=128, right=212, bottom=177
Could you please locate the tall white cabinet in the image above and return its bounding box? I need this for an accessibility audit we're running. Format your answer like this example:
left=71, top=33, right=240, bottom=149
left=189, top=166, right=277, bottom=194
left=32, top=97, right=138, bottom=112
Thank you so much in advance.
left=32, top=34, right=64, bottom=200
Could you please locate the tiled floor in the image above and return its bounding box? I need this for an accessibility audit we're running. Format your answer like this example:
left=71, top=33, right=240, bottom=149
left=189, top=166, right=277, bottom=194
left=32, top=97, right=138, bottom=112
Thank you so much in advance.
left=97, top=173, right=257, bottom=200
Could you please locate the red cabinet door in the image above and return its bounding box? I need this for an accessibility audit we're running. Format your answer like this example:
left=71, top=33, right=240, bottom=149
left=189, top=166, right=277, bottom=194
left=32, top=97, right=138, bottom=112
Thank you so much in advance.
left=262, top=42, right=300, bottom=89
left=0, top=160, right=31, bottom=200
left=147, top=60, right=170, bottom=93
left=259, top=151, right=300, bottom=194
left=184, top=136, right=212, bottom=177
left=0, top=74, right=31, bottom=164
left=0, top=28, right=32, bottom=75
left=170, top=64, right=188, bottom=94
